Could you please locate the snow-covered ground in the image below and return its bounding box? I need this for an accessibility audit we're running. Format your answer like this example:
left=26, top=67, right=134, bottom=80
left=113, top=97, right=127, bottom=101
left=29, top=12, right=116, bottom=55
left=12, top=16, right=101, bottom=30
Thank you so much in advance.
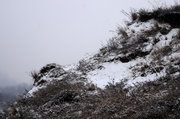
left=86, top=57, right=165, bottom=88
left=87, top=59, right=140, bottom=88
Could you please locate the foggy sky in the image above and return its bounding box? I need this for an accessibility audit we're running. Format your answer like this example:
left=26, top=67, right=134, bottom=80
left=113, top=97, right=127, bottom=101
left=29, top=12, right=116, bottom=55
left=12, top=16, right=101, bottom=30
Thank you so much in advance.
left=0, top=0, right=176, bottom=86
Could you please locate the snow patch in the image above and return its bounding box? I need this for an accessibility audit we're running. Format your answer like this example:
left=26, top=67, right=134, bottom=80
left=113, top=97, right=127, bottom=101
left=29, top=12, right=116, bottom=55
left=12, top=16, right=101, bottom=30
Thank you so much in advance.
left=87, top=59, right=143, bottom=88
left=126, top=70, right=165, bottom=87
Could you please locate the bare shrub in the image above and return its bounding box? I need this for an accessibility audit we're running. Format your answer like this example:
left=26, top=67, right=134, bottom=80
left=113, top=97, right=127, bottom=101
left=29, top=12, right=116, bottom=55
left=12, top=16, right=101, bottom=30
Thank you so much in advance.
left=77, top=59, right=94, bottom=74
left=30, top=71, right=40, bottom=84
left=107, top=37, right=120, bottom=52
left=40, top=63, right=57, bottom=74
left=137, top=4, right=180, bottom=27
left=104, top=81, right=126, bottom=97
left=131, top=12, right=138, bottom=21
left=117, top=27, right=128, bottom=39
left=138, top=8, right=152, bottom=22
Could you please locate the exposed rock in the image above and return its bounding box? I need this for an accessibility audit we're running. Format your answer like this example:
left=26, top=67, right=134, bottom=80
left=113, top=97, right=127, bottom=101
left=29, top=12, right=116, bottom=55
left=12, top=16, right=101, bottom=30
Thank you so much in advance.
left=34, top=63, right=66, bottom=86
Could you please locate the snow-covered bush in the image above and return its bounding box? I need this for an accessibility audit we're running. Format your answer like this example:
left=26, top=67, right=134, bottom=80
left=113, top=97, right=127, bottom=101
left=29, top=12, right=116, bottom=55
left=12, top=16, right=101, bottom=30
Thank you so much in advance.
left=136, top=4, right=180, bottom=27
left=77, top=59, right=95, bottom=74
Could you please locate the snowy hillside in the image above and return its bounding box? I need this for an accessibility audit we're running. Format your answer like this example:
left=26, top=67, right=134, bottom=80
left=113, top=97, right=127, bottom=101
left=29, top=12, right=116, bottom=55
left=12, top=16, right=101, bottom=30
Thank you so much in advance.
left=1, top=5, right=180, bottom=119
left=27, top=19, right=179, bottom=95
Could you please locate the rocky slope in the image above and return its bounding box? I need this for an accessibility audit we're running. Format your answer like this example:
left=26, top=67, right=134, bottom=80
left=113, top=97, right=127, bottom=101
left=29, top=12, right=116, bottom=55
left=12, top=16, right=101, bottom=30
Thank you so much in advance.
left=1, top=5, right=180, bottom=119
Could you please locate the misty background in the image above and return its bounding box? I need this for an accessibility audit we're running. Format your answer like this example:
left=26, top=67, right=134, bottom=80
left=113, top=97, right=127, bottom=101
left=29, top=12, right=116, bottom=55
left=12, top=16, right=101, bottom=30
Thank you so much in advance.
left=0, top=0, right=176, bottom=110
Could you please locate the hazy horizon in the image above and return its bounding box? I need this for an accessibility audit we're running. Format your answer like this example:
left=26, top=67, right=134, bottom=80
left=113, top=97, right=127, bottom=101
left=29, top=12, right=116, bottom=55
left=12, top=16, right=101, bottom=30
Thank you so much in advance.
left=0, top=0, right=176, bottom=87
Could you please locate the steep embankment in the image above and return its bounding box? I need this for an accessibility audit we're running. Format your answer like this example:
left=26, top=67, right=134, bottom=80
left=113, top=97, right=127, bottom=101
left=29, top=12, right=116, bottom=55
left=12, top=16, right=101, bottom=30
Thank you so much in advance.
left=1, top=5, right=180, bottom=119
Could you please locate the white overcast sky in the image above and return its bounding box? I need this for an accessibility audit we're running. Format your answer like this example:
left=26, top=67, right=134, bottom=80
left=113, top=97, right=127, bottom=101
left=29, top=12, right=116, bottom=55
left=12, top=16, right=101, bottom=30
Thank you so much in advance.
left=0, top=0, right=177, bottom=87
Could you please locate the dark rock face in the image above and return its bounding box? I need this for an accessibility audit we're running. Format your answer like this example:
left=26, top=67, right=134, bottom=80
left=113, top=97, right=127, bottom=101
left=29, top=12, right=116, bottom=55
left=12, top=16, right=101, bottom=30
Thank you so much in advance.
left=39, top=63, right=66, bottom=77
left=33, top=63, right=66, bottom=86
left=40, top=63, right=57, bottom=74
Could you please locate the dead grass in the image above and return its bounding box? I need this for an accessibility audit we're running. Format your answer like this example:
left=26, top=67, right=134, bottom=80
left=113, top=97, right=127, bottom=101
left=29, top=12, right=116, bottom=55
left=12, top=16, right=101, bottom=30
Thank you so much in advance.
left=30, top=71, right=40, bottom=85
left=76, top=59, right=95, bottom=74
left=129, top=4, right=180, bottom=27
left=1, top=72, right=180, bottom=119
left=117, top=27, right=128, bottom=39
